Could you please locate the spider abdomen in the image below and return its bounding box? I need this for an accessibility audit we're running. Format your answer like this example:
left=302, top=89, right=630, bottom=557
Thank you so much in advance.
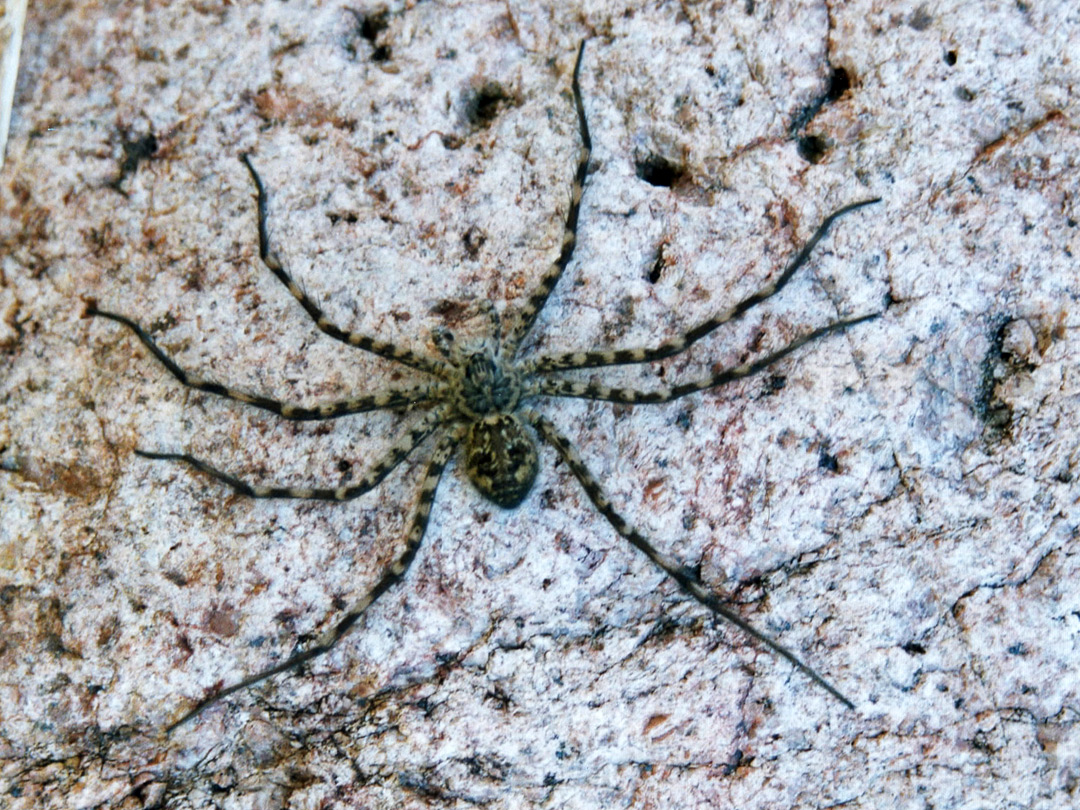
left=464, top=413, right=539, bottom=509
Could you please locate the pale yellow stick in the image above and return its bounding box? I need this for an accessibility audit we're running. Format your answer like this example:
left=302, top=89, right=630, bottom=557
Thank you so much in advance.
left=0, top=0, right=28, bottom=171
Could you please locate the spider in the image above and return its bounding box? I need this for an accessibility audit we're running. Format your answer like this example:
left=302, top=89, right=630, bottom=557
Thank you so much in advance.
left=87, top=41, right=881, bottom=733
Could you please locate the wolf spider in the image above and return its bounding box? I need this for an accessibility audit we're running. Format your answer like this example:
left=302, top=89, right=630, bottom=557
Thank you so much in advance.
left=88, top=42, right=880, bottom=732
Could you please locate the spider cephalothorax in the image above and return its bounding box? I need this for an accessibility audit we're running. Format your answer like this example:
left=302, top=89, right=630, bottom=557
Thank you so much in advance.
left=87, top=41, right=882, bottom=733
left=455, top=346, right=525, bottom=417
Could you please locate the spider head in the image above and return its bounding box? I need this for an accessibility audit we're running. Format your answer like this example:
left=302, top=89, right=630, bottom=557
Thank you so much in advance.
left=464, top=413, right=539, bottom=509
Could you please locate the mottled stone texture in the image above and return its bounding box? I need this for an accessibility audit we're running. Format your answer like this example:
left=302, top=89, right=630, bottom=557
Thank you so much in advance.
left=1, top=1, right=1077, bottom=808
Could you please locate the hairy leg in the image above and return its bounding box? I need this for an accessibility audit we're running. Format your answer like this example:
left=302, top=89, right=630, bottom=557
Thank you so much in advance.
left=507, top=40, right=592, bottom=355
left=166, top=425, right=464, bottom=733
left=525, top=409, right=854, bottom=709
left=532, top=313, right=878, bottom=404
left=88, top=305, right=443, bottom=419
left=139, top=406, right=449, bottom=502
left=241, top=154, right=449, bottom=377
left=532, top=198, right=880, bottom=372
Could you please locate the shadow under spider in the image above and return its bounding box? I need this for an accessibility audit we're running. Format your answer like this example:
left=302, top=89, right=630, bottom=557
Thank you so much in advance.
left=86, top=41, right=883, bottom=733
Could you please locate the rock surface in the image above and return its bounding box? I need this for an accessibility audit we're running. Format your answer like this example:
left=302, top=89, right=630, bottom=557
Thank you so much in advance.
left=0, top=1, right=1077, bottom=808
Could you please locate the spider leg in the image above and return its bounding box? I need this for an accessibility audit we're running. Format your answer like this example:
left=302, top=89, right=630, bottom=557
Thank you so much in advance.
left=139, top=406, right=449, bottom=501
left=532, top=198, right=880, bottom=372
left=524, top=410, right=854, bottom=709
left=87, top=306, right=443, bottom=419
left=533, top=313, right=878, bottom=403
left=506, top=40, right=592, bottom=355
left=166, top=424, right=463, bottom=733
left=240, top=154, right=450, bottom=377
